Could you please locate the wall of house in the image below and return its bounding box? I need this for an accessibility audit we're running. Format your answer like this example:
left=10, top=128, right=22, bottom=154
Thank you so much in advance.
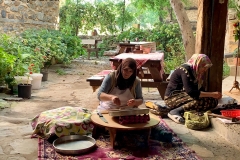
left=0, top=0, right=59, bottom=34
left=225, top=9, right=238, bottom=54
left=225, top=9, right=240, bottom=76
left=184, top=2, right=237, bottom=54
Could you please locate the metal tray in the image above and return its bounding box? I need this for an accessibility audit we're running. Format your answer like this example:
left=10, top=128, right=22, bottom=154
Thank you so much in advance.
left=53, top=135, right=96, bottom=155
left=108, top=108, right=149, bottom=117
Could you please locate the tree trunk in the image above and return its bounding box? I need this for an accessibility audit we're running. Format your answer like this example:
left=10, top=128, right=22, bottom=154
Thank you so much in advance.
left=195, top=1, right=212, bottom=55
left=170, top=0, right=195, bottom=60
left=195, top=0, right=228, bottom=92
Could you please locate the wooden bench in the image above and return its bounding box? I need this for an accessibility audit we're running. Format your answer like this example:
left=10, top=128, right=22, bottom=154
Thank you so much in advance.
left=86, top=70, right=113, bottom=92
left=87, top=69, right=170, bottom=99
left=81, top=39, right=102, bottom=60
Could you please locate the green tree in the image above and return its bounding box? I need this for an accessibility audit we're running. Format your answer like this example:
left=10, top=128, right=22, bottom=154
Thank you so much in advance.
left=59, top=1, right=93, bottom=35
left=93, top=1, right=117, bottom=34
left=130, top=0, right=172, bottom=22
left=229, top=0, right=240, bottom=19
left=59, top=0, right=135, bottom=35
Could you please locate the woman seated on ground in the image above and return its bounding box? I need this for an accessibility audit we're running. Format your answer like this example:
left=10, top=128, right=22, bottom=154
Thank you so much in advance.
left=164, top=53, right=222, bottom=124
left=96, top=59, right=172, bottom=150
left=96, top=58, right=149, bottom=150
left=97, top=58, right=143, bottom=111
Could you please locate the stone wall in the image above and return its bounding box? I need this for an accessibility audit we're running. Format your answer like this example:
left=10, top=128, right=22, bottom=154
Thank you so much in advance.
left=0, top=0, right=59, bottom=34
left=224, top=9, right=240, bottom=76
left=225, top=9, right=238, bottom=54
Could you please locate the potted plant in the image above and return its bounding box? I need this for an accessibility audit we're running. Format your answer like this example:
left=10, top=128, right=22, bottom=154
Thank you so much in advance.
left=9, top=48, right=33, bottom=98
left=22, top=47, right=47, bottom=90
left=18, top=74, right=32, bottom=99
left=27, top=63, right=43, bottom=90
left=17, top=62, right=33, bottom=98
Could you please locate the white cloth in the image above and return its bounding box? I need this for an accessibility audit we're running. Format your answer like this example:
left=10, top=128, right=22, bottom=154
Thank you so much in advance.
left=97, top=87, right=134, bottom=111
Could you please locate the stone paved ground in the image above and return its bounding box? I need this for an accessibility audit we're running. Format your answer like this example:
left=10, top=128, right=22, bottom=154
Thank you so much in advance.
left=0, top=57, right=239, bottom=160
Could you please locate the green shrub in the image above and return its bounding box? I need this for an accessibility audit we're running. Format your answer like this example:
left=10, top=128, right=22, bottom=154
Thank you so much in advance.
left=0, top=47, right=16, bottom=85
left=223, top=62, right=230, bottom=79
left=20, top=29, right=85, bottom=66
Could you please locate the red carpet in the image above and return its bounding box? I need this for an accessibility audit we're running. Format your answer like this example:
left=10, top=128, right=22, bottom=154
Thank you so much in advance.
left=38, top=118, right=202, bottom=160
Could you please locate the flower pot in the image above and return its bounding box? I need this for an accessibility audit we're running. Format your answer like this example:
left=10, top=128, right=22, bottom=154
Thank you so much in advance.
left=18, top=84, right=32, bottom=99
left=41, top=71, right=48, bottom=81
left=29, top=73, right=43, bottom=90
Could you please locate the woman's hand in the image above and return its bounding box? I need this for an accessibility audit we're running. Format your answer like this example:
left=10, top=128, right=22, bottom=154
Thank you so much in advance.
left=212, top=92, right=222, bottom=99
left=127, top=99, right=136, bottom=107
left=111, top=96, right=121, bottom=106
left=200, top=91, right=222, bottom=99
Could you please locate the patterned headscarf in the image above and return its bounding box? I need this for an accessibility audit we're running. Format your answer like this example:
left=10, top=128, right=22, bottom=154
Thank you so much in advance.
left=186, top=54, right=212, bottom=89
left=115, top=58, right=137, bottom=90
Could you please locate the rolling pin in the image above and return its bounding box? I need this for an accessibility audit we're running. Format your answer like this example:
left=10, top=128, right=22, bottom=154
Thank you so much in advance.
left=208, top=113, right=240, bottom=122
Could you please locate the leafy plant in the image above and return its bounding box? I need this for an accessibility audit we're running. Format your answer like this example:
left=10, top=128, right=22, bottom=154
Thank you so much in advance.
left=232, top=47, right=240, bottom=58
left=164, top=51, right=185, bottom=73
left=223, top=62, right=230, bottom=79
left=12, top=47, right=31, bottom=76
left=59, top=0, right=135, bottom=35
left=98, top=35, right=119, bottom=56
left=0, top=47, right=16, bottom=85
left=20, top=29, right=85, bottom=67
left=0, top=34, right=22, bottom=56
left=229, top=0, right=240, bottom=19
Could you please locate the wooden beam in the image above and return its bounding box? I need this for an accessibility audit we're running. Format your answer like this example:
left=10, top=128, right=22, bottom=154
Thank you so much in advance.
left=195, top=0, right=228, bottom=92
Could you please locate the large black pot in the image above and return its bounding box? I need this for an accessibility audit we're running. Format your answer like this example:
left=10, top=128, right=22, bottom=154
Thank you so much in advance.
left=18, top=84, right=32, bottom=99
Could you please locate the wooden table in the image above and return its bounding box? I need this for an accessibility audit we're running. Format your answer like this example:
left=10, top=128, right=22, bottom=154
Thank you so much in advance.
left=118, top=42, right=156, bottom=54
left=90, top=113, right=159, bottom=148
left=109, top=53, right=168, bottom=99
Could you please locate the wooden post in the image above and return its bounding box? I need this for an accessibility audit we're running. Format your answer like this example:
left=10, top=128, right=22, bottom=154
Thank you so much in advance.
left=195, top=0, right=228, bottom=92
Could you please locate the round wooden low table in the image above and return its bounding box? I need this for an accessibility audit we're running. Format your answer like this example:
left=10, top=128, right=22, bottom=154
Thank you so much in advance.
left=90, top=113, right=160, bottom=148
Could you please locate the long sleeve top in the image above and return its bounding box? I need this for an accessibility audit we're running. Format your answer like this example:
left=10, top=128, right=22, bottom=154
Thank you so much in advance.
left=164, top=64, right=202, bottom=99
left=97, top=72, right=143, bottom=100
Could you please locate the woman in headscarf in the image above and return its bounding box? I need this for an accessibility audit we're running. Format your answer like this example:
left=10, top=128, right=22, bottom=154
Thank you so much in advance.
left=96, top=58, right=168, bottom=150
left=164, top=54, right=222, bottom=123
left=97, top=58, right=143, bottom=111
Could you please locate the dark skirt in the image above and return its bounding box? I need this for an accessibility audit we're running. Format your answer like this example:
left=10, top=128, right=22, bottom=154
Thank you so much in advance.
left=164, top=91, right=218, bottom=112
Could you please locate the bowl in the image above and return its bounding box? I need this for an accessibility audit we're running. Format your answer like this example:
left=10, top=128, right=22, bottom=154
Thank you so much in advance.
left=53, top=135, right=96, bottom=155
left=220, top=109, right=240, bottom=118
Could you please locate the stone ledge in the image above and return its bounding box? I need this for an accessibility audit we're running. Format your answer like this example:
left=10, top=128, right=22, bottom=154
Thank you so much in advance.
left=0, top=18, right=56, bottom=26
left=211, top=118, right=240, bottom=149
left=228, top=65, right=240, bottom=76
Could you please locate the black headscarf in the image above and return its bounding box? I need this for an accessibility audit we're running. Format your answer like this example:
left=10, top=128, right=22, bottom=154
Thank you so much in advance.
left=115, top=58, right=137, bottom=90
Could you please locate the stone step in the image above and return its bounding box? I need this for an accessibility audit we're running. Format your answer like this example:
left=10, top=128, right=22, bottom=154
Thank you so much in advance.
left=212, top=75, right=240, bottom=149
left=211, top=118, right=240, bottom=149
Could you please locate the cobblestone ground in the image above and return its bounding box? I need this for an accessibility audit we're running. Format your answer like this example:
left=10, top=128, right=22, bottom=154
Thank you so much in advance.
left=0, top=56, right=239, bottom=160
